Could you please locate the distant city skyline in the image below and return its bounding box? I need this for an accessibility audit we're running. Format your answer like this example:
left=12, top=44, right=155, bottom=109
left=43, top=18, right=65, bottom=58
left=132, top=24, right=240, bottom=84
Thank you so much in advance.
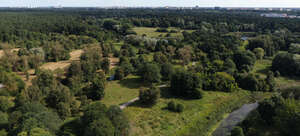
left=0, top=0, right=300, bottom=8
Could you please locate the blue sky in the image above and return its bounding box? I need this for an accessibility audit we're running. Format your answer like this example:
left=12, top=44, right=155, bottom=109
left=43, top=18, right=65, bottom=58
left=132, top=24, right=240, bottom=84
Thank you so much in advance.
left=1, top=0, right=300, bottom=7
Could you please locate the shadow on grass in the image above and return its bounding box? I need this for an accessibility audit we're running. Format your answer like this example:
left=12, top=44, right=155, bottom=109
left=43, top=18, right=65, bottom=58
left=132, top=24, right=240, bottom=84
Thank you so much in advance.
left=160, top=87, right=175, bottom=99
left=118, top=77, right=143, bottom=89
left=256, top=66, right=271, bottom=75
left=127, top=100, right=156, bottom=108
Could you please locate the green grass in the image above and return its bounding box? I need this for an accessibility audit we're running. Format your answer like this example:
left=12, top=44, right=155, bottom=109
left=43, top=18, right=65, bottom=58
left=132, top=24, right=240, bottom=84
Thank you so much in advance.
left=124, top=89, right=253, bottom=136
left=132, top=27, right=194, bottom=38
left=101, top=75, right=144, bottom=106
left=252, top=59, right=272, bottom=77
left=252, top=59, right=300, bottom=89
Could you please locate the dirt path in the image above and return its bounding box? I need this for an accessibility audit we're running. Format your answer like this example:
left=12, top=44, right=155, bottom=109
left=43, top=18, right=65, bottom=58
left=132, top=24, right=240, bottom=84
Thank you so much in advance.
left=120, top=97, right=139, bottom=109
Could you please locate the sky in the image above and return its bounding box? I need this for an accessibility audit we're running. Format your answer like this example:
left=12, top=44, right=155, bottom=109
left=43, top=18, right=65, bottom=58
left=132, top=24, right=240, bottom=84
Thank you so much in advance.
left=1, top=0, right=300, bottom=7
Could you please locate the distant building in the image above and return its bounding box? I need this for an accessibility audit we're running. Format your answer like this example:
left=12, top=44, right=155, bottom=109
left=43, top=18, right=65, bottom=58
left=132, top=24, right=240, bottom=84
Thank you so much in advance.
left=261, top=13, right=288, bottom=18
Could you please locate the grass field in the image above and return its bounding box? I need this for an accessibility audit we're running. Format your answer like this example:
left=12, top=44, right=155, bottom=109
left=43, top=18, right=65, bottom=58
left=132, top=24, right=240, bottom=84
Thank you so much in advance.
left=124, top=89, right=252, bottom=136
left=132, top=27, right=194, bottom=38
left=101, top=75, right=143, bottom=106
left=40, top=49, right=83, bottom=71
left=252, top=59, right=272, bottom=77
left=101, top=75, right=254, bottom=136
left=252, top=59, right=300, bottom=89
left=0, top=48, right=20, bottom=58
left=17, top=49, right=83, bottom=86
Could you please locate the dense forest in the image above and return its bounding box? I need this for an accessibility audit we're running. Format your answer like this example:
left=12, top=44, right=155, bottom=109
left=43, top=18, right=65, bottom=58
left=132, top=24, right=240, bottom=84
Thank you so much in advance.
left=0, top=8, right=299, bottom=136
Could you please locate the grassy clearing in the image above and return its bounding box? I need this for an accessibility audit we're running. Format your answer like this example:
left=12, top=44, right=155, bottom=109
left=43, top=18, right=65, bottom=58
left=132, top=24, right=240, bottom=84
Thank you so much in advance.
left=16, top=49, right=83, bottom=86
left=132, top=27, right=194, bottom=38
left=252, top=59, right=300, bottom=89
left=124, top=89, right=253, bottom=136
left=40, top=49, right=83, bottom=71
left=252, top=59, right=272, bottom=77
left=0, top=48, right=20, bottom=58
left=101, top=75, right=144, bottom=106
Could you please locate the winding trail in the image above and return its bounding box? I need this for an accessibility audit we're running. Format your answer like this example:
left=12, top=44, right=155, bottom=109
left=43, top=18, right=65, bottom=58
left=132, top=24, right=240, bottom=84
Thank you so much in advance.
left=119, top=84, right=167, bottom=110
left=212, top=102, right=259, bottom=136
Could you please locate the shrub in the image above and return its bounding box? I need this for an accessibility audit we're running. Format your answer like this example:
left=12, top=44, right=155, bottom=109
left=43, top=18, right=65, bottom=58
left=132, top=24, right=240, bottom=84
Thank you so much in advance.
left=176, top=104, right=184, bottom=113
left=206, top=72, right=237, bottom=92
left=167, top=101, right=176, bottom=111
left=167, top=101, right=184, bottom=113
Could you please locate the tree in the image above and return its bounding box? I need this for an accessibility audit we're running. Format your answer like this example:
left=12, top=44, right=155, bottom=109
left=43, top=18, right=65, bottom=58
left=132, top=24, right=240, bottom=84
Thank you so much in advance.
left=139, top=63, right=161, bottom=83
left=84, top=72, right=106, bottom=100
left=115, top=68, right=125, bottom=80
left=272, top=53, right=300, bottom=76
left=153, top=52, right=168, bottom=64
left=230, top=126, right=245, bottom=136
left=102, top=57, right=110, bottom=74
left=223, top=58, right=236, bottom=75
left=84, top=118, right=115, bottom=136
left=160, top=63, right=174, bottom=81
left=248, top=35, right=275, bottom=56
left=274, top=99, right=300, bottom=136
left=233, top=50, right=256, bottom=72
left=10, top=102, right=62, bottom=135
left=81, top=102, right=108, bottom=128
left=177, top=46, right=193, bottom=65
left=103, top=20, right=118, bottom=30
left=253, top=48, right=264, bottom=60
left=0, top=96, right=14, bottom=112
left=139, top=87, right=160, bottom=106
left=106, top=106, right=130, bottom=136
left=119, top=57, right=134, bottom=77
left=18, top=128, right=53, bottom=136
left=209, top=72, right=237, bottom=92
left=170, top=69, right=202, bottom=99
left=266, top=71, right=276, bottom=92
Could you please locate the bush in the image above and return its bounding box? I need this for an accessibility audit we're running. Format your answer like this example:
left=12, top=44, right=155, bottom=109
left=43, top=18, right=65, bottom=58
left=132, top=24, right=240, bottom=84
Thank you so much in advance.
left=167, top=101, right=176, bottom=111
left=176, top=104, right=184, bottom=113
left=206, top=72, right=237, bottom=92
left=167, top=101, right=184, bottom=113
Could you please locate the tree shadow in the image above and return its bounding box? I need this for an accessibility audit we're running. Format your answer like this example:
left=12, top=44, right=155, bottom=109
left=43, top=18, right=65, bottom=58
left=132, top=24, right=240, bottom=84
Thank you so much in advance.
left=256, top=66, right=271, bottom=75
left=159, top=86, right=196, bottom=100
left=127, top=100, right=155, bottom=108
left=118, top=77, right=143, bottom=89
left=159, top=86, right=174, bottom=99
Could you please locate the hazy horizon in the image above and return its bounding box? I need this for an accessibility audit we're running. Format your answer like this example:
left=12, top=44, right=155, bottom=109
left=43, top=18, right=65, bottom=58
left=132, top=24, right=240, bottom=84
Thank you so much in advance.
left=0, top=0, right=300, bottom=8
